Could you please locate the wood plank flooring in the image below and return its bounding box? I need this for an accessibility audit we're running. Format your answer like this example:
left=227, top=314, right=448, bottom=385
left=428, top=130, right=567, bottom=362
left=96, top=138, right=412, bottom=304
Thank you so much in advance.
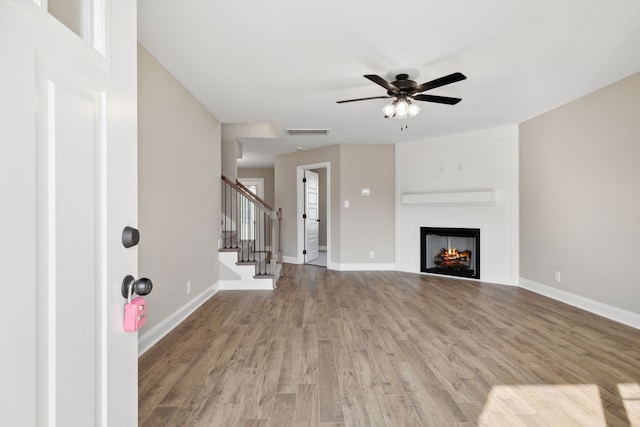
left=139, top=264, right=640, bottom=426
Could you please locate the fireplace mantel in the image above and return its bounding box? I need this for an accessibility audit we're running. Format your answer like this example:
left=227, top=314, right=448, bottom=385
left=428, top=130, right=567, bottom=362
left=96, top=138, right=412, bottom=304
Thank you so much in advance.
left=401, top=190, right=495, bottom=206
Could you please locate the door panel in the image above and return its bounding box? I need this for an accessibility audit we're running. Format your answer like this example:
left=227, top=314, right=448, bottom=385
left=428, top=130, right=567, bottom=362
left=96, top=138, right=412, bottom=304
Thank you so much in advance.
left=305, top=170, right=320, bottom=262
left=37, top=69, right=102, bottom=426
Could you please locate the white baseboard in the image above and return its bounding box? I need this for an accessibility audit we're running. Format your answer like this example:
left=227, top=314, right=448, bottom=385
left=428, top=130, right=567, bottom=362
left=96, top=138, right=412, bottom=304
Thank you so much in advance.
left=519, top=278, right=640, bottom=330
left=282, top=256, right=396, bottom=272
left=219, top=279, right=273, bottom=290
left=334, top=263, right=397, bottom=272
left=319, top=246, right=327, bottom=251
left=138, top=282, right=220, bottom=356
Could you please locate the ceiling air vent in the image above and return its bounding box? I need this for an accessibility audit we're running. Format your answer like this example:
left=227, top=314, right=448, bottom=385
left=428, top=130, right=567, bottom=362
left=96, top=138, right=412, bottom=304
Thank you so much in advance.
left=285, top=128, right=330, bottom=136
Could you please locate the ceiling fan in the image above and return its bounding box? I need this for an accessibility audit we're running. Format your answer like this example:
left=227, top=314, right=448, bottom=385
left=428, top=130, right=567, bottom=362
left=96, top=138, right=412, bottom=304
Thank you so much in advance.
left=337, top=72, right=466, bottom=119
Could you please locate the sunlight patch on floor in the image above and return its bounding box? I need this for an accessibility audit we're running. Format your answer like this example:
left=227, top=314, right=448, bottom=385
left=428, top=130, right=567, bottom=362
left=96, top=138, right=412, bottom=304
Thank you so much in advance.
left=478, top=384, right=605, bottom=426
left=618, top=383, right=640, bottom=426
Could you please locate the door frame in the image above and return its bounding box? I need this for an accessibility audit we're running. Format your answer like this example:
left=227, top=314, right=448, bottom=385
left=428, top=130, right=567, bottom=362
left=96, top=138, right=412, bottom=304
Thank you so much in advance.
left=296, top=162, right=330, bottom=267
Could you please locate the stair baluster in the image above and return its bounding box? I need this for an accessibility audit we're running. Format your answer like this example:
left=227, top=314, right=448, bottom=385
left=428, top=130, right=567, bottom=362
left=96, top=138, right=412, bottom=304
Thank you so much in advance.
left=221, top=176, right=282, bottom=286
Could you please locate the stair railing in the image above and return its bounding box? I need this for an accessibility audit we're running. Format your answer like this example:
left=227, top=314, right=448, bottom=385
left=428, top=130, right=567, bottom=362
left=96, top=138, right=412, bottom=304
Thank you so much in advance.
left=221, top=175, right=282, bottom=278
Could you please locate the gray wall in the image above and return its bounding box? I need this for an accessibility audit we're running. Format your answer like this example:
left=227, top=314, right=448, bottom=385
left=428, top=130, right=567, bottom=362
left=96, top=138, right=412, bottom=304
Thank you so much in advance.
left=274, top=144, right=395, bottom=267
left=339, top=145, right=395, bottom=264
left=237, top=167, right=275, bottom=207
left=138, top=44, right=221, bottom=332
left=520, top=71, right=640, bottom=314
left=220, top=136, right=237, bottom=181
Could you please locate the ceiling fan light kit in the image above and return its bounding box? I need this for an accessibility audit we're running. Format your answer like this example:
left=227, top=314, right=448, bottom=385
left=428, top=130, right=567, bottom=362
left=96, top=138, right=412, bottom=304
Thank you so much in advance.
left=338, top=72, right=466, bottom=119
left=408, top=102, right=421, bottom=117
left=383, top=97, right=422, bottom=119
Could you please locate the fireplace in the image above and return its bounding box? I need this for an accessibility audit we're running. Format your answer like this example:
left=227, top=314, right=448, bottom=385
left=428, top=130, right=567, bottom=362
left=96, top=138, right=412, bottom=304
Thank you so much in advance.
left=420, top=227, right=480, bottom=279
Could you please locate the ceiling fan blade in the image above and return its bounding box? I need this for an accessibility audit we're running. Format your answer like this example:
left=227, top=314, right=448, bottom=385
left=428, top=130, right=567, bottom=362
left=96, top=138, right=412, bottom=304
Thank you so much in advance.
left=364, top=75, right=398, bottom=92
left=413, top=94, right=462, bottom=105
left=415, top=72, right=466, bottom=93
left=336, top=95, right=392, bottom=104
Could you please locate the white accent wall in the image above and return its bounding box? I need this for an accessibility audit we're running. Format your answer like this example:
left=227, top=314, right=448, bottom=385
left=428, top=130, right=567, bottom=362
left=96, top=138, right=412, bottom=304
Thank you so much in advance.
left=396, top=125, right=519, bottom=285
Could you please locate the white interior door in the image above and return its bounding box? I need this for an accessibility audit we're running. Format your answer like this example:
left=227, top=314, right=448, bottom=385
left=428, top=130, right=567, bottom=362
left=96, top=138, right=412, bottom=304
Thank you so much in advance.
left=304, top=170, right=320, bottom=262
left=0, top=1, right=139, bottom=426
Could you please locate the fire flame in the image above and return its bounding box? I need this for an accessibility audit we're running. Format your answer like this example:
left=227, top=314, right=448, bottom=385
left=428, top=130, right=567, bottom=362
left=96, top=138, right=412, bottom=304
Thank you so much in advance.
left=444, top=248, right=461, bottom=259
left=435, top=247, right=472, bottom=268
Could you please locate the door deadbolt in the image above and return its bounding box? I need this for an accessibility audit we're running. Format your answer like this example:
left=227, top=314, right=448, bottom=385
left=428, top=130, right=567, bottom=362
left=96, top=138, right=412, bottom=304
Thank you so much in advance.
left=122, top=226, right=140, bottom=248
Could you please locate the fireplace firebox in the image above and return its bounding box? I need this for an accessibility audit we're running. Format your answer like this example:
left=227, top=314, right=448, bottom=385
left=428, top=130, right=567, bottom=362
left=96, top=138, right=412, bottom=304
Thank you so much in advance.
left=420, top=227, right=480, bottom=279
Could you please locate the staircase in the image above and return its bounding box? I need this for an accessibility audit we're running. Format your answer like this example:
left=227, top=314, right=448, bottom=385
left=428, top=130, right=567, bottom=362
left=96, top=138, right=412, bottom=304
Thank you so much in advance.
left=219, top=176, right=283, bottom=290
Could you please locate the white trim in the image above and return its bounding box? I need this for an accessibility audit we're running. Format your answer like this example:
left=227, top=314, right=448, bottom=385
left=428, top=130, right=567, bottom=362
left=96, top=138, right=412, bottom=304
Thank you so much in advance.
left=91, top=0, right=106, bottom=56
left=394, top=143, right=401, bottom=278
left=219, top=280, right=274, bottom=290
left=510, top=126, right=520, bottom=285
left=334, top=263, right=397, bottom=272
left=319, top=245, right=327, bottom=251
left=286, top=258, right=396, bottom=273
left=328, top=261, right=340, bottom=270
left=295, top=167, right=304, bottom=264
left=519, top=278, right=640, bottom=330
left=46, top=79, right=58, bottom=426
left=285, top=259, right=397, bottom=273
left=138, top=283, right=219, bottom=356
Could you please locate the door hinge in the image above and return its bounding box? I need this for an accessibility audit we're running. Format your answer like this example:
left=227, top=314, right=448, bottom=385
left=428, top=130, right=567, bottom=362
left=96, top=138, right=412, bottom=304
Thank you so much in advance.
left=302, top=177, right=307, bottom=183
left=302, top=213, right=307, bottom=219
left=303, top=250, right=307, bottom=255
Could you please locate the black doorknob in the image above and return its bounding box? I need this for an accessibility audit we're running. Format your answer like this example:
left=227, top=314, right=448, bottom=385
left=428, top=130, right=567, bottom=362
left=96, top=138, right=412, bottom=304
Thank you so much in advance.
left=121, top=275, right=153, bottom=298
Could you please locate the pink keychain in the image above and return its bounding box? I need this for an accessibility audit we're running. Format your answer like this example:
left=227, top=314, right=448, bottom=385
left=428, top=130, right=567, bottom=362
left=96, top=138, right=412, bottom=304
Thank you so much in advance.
left=124, top=283, right=147, bottom=332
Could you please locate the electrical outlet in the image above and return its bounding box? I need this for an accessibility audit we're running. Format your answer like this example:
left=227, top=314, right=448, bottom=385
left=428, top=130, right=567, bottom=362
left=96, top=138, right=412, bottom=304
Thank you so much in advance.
left=369, top=251, right=375, bottom=259
left=554, top=271, right=561, bottom=283
left=187, top=281, right=192, bottom=294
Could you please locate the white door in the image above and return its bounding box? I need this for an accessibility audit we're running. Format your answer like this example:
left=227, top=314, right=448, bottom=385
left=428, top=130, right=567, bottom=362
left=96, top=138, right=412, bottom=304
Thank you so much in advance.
left=304, top=170, right=320, bottom=262
left=0, top=1, right=139, bottom=426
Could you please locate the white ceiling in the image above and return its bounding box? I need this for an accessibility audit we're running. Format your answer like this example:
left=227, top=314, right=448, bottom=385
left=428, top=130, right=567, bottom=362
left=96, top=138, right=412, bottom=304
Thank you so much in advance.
left=138, top=0, right=640, bottom=167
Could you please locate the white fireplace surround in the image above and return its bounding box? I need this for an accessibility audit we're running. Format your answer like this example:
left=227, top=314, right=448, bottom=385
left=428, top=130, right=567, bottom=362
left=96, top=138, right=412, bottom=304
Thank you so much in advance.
left=395, top=125, right=519, bottom=286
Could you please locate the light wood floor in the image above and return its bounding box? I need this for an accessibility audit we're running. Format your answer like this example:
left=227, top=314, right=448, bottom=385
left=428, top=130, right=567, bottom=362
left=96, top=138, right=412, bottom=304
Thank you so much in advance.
left=139, top=264, right=640, bottom=426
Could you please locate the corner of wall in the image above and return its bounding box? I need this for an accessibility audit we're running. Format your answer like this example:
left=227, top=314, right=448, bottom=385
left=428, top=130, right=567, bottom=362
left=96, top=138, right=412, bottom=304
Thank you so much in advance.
left=519, top=277, right=640, bottom=330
